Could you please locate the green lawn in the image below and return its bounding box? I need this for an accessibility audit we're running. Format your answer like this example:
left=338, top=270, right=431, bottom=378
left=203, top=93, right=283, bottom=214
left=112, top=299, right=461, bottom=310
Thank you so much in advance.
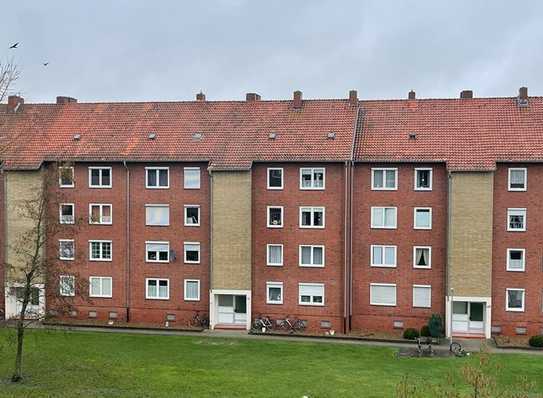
left=0, top=329, right=542, bottom=397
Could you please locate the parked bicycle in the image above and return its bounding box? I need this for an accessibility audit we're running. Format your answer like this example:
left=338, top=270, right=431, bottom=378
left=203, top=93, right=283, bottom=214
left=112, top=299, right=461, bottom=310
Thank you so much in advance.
left=189, top=311, right=209, bottom=329
left=450, top=341, right=467, bottom=357
left=279, top=316, right=306, bottom=334
left=416, top=337, right=434, bottom=356
left=252, top=315, right=274, bottom=332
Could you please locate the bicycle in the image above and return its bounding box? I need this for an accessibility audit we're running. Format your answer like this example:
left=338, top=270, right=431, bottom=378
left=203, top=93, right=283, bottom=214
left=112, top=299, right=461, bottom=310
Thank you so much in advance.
left=450, top=341, right=467, bottom=357
left=279, top=316, right=306, bottom=334
left=189, top=311, right=209, bottom=329
left=252, top=315, right=274, bottom=332
left=416, top=337, right=434, bottom=356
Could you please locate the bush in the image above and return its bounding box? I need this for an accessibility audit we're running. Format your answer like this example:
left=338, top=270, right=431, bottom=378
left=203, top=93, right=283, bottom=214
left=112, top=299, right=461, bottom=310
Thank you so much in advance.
left=529, top=335, right=543, bottom=347
left=420, top=325, right=431, bottom=337
left=403, top=328, right=420, bottom=340
left=428, top=314, right=444, bottom=338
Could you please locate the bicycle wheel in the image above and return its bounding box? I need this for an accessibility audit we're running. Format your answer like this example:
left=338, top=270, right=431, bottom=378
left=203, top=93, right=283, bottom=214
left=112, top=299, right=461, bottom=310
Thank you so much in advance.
left=450, top=342, right=462, bottom=356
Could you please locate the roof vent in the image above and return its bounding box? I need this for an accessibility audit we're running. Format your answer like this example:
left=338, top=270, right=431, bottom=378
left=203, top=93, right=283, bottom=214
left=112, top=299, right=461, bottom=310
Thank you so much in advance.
left=327, top=131, right=336, bottom=139
left=409, top=133, right=417, bottom=140
left=148, top=132, right=156, bottom=140
left=268, top=132, right=277, bottom=140
left=196, top=91, right=206, bottom=101
left=73, top=133, right=81, bottom=141
left=517, top=86, right=529, bottom=107
left=192, top=132, right=203, bottom=140
left=408, top=90, right=416, bottom=100
left=246, top=93, right=261, bottom=101
left=460, top=90, right=473, bottom=99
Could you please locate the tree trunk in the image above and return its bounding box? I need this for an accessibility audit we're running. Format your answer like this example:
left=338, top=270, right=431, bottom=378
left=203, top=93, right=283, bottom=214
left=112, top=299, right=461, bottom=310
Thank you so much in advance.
left=11, top=319, right=25, bottom=382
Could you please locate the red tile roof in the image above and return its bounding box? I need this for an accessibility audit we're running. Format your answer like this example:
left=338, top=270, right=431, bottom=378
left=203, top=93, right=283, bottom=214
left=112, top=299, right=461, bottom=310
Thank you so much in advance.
left=0, top=99, right=358, bottom=170
left=355, top=97, right=543, bottom=171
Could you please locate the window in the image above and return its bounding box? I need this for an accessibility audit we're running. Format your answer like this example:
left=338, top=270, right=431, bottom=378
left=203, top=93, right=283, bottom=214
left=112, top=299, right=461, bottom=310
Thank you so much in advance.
left=370, top=245, right=396, bottom=267
left=89, top=204, right=112, bottom=225
left=59, top=239, right=75, bottom=260
left=370, top=283, right=396, bottom=306
left=415, top=168, right=432, bottom=190
left=59, top=204, right=75, bottom=224
left=299, top=207, right=325, bottom=228
left=184, top=167, right=200, bottom=189
left=370, top=207, right=397, bottom=229
left=184, top=242, right=200, bottom=264
left=145, top=204, right=170, bottom=226
left=299, top=245, right=325, bottom=267
left=146, top=278, right=169, bottom=300
left=184, top=205, right=200, bottom=226
left=508, top=168, right=527, bottom=191
left=413, top=246, right=431, bottom=268
left=507, top=249, right=525, bottom=272
left=184, top=279, right=200, bottom=301
left=298, top=283, right=324, bottom=306
left=89, top=240, right=112, bottom=261
left=59, top=166, right=74, bottom=188
left=88, top=167, right=112, bottom=188
left=145, top=167, right=169, bottom=188
left=506, top=288, right=525, bottom=312
left=371, top=168, right=397, bottom=190
left=300, top=167, right=325, bottom=190
left=267, top=206, right=283, bottom=228
left=413, top=285, right=431, bottom=308
left=15, top=287, right=40, bottom=306
left=267, top=168, right=283, bottom=189
left=59, top=275, right=75, bottom=297
left=267, top=244, right=283, bottom=266
left=507, top=208, right=526, bottom=231
left=266, top=282, right=283, bottom=304
left=414, top=208, right=432, bottom=229
left=89, top=276, right=112, bottom=298
left=146, top=241, right=170, bottom=263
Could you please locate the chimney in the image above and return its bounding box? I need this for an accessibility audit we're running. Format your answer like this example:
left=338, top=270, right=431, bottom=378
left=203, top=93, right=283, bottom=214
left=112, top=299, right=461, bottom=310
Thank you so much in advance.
left=56, top=96, right=77, bottom=104
left=293, top=90, right=302, bottom=109
left=408, top=90, right=416, bottom=100
left=245, top=92, right=261, bottom=101
left=349, top=90, right=358, bottom=106
left=196, top=91, right=206, bottom=101
left=518, top=86, right=529, bottom=107
left=460, top=90, right=473, bottom=99
left=7, top=95, right=24, bottom=113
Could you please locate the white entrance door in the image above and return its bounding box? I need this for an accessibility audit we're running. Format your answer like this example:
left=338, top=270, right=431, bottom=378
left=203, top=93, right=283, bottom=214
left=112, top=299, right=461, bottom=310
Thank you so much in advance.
left=452, top=301, right=484, bottom=334
left=217, top=295, right=235, bottom=324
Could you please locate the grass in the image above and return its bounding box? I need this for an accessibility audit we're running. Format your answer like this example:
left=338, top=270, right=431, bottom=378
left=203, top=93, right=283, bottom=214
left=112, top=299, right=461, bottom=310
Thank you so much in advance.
left=0, top=329, right=542, bottom=397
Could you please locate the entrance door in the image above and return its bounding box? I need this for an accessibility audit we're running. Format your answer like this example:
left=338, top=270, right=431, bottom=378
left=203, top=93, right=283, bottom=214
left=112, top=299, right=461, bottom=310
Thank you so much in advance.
left=217, top=295, right=235, bottom=324
left=468, top=302, right=484, bottom=332
left=233, top=295, right=247, bottom=324
left=452, top=301, right=469, bottom=333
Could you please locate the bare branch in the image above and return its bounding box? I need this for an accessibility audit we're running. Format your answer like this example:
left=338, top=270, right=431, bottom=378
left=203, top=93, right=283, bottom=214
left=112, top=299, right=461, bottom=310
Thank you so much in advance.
left=0, top=59, right=19, bottom=103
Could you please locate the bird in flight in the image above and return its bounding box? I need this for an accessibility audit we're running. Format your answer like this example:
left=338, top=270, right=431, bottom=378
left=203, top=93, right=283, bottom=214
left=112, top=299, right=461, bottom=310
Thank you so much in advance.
left=43, top=62, right=49, bottom=66
left=9, top=42, right=19, bottom=49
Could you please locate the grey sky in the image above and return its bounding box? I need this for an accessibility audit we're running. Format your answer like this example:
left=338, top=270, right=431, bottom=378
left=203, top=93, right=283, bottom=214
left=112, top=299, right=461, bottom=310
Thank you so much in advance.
left=3, top=1, right=543, bottom=103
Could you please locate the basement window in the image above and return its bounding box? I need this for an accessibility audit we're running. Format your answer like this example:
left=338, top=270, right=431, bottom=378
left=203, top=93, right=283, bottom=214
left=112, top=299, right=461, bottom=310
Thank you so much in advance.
left=508, top=168, right=527, bottom=191
left=507, top=208, right=526, bottom=231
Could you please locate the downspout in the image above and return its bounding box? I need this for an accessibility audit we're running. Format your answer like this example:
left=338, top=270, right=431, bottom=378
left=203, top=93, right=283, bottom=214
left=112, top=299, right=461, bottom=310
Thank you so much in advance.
left=123, top=161, right=131, bottom=322
left=446, top=171, right=453, bottom=338
left=208, top=167, right=213, bottom=328
left=343, top=161, right=349, bottom=334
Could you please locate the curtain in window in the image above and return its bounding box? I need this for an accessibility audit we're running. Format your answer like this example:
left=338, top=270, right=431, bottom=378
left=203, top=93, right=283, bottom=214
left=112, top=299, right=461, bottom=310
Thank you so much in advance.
left=413, top=286, right=431, bottom=307
left=372, top=246, right=383, bottom=264
left=148, top=280, right=157, bottom=297
left=313, top=210, right=323, bottom=226
left=186, top=281, right=199, bottom=299
left=146, top=206, right=169, bottom=225
left=373, top=170, right=384, bottom=187
left=508, top=290, right=523, bottom=308
left=314, top=170, right=324, bottom=187
left=385, top=170, right=395, bottom=188
left=313, top=247, right=323, bottom=265
left=416, top=248, right=427, bottom=266
left=268, top=246, right=282, bottom=264
left=301, top=247, right=312, bottom=264
left=268, top=287, right=281, bottom=301
left=384, top=208, right=396, bottom=226
left=384, top=247, right=395, bottom=265
left=510, top=170, right=524, bottom=186
left=158, top=281, right=168, bottom=298
left=91, top=278, right=101, bottom=296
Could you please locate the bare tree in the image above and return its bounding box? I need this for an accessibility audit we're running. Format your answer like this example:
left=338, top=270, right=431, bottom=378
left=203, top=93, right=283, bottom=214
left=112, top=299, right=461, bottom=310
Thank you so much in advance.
left=0, top=59, right=19, bottom=103
left=5, top=165, right=87, bottom=382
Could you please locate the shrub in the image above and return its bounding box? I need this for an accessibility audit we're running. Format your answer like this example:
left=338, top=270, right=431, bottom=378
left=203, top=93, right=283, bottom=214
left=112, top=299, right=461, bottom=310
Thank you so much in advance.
left=428, top=314, right=444, bottom=338
left=529, top=335, right=543, bottom=348
left=403, top=328, right=420, bottom=340
left=420, top=325, right=431, bottom=337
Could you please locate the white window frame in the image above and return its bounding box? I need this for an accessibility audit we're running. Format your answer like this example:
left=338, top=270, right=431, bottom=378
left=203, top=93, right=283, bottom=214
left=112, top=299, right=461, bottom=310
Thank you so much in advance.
left=184, top=167, right=201, bottom=189
left=508, top=168, right=527, bottom=192
left=89, top=276, right=113, bottom=298
left=145, top=241, right=170, bottom=263
left=184, top=205, right=201, bottom=227
left=146, top=278, right=170, bottom=300
left=59, top=239, right=75, bottom=261
left=414, top=168, right=433, bottom=191
left=267, top=206, right=284, bottom=228
left=89, top=203, right=112, bottom=225
left=370, top=207, right=397, bottom=229
left=413, top=246, right=432, bottom=269
left=506, top=248, right=526, bottom=272
left=506, top=288, right=525, bottom=312
left=184, top=242, right=201, bottom=264
left=371, top=167, right=398, bottom=190
left=370, top=245, right=397, bottom=268
left=184, top=279, right=201, bottom=301
left=266, top=244, right=283, bottom=266
left=89, top=240, right=112, bottom=262
left=145, top=166, right=170, bottom=189
left=414, top=207, right=432, bottom=230
left=370, top=283, right=397, bottom=306
left=59, top=275, right=75, bottom=297
left=59, top=166, right=75, bottom=188
left=299, top=206, right=325, bottom=229
left=145, top=204, right=170, bottom=226
left=299, top=245, right=325, bottom=267
left=412, top=284, right=432, bottom=308
left=267, top=167, right=284, bottom=190
left=298, top=283, right=325, bottom=306
left=266, top=282, right=283, bottom=305
left=88, top=166, right=112, bottom=188
left=507, top=208, right=527, bottom=232
left=59, top=203, right=75, bottom=224
left=299, top=167, right=326, bottom=190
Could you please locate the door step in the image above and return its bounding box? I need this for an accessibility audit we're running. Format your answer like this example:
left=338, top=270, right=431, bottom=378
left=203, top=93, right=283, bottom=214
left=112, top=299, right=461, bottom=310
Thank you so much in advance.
left=214, top=323, right=247, bottom=330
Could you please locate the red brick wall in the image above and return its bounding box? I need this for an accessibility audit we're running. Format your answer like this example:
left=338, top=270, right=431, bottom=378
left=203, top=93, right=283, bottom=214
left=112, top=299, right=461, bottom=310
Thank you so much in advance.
left=492, top=164, right=543, bottom=336
left=251, top=163, right=346, bottom=332
left=351, top=163, right=447, bottom=334
left=0, top=172, right=4, bottom=317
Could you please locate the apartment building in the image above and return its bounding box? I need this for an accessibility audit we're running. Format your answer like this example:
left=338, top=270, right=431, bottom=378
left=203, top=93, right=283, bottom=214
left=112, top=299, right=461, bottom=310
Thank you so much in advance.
left=1, top=88, right=542, bottom=338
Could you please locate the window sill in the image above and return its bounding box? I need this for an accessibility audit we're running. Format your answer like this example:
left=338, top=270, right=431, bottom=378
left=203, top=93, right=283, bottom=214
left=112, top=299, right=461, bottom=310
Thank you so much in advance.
left=89, top=259, right=113, bottom=262
left=145, top=297, right=170, bottom=301
left=371, top=187, right=398, bottom=191
left=267, top=187, right=284, bottom=190
left=59, top=258, right=75, bottom=261
left=370, top=226, right=397, bottom=230
left=89, top=295, right=113, bottom=299
left=370, top=303, right=397, bottom=307
left=413, top=266, right=432, bottom=269
left=299, top=264, right=325, bottom=268
left=267, top=264, right=283, bottom=267
left=184, top=224, right=201, bottom=227
left=506, top=268, right=525, bottom=272
left=145, top=186, right=170, bottom=190
left=506, top=308, right=525, bottom=312
left=507, top=229, right=526, bottom=232
left=266, top=301, right=283, bottom=305
left=299, top=226, right=325, bottom=229
left=370, top=264, right=397, bottom=268
left=299, top=187, right=325, bottom=191
left=89, top=186, right=112, bottom=189
left=298, top=303, right=325, bottom=307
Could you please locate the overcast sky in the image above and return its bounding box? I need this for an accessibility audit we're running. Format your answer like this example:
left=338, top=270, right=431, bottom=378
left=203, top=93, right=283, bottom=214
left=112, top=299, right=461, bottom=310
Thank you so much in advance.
left=2, top=1, right=543, bottom=103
